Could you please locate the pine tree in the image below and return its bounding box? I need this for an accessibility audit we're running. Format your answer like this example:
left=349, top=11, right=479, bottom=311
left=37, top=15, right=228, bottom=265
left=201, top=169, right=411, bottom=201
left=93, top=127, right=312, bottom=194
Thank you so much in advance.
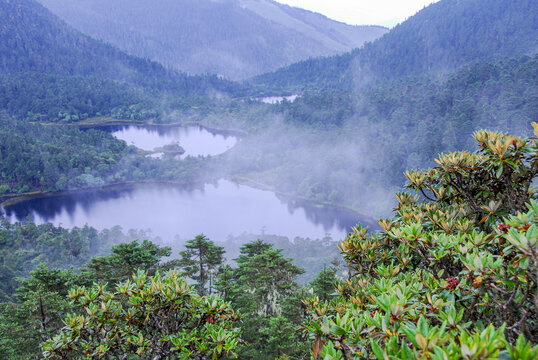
left=178, top=234, right=224, bottom=295
left=232, top=240, right=304, bottom=316
left=310, top=264, right=339, bottom=302
left=223, top=240, right=306, bottom=359
left=85, top=240, right=175, bottom=283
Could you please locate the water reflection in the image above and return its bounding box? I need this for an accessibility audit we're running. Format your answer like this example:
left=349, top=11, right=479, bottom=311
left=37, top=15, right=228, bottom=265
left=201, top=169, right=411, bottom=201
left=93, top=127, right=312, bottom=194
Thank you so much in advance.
left=102, top=125, right=238, bottom=157
left=3, top=180, right=372, bottom=242
left=256, top=95, right=299, bottom=104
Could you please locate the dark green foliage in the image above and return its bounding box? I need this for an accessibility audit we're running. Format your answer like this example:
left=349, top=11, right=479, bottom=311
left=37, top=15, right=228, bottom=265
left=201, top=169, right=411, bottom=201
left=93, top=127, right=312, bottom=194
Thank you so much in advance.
left=0, top=215, right=168, bottom=301
left=310, top=265, right=339, bottom=302
left=0, top=265, right=88, bottom=360
left=219, top=233, right=342, bottom=284
left=252, top=0, right=538, bottom=92
left=178, top=234, right=224, bottom=296
left=0, top=113, right=217, bottom=195
left=230, top=240, right=304, bottom=315
left=259, top=315, right=298, bottom=358
left=0, top=220, right=112, bottom=301
left=357, top=0, right=538, bottom=80
left=0, top=232, right=182, bottom=359
left=0, top=0, right=247, bottom=125
left=249, top=51, right=355, bottom=93
left=0, top=73, right=155, bottom=123
left=278, top=90, right=354, bottom=129
left=0, top=114, right=124, bottom=194
left=214, top=240, right=306, bottom=359
left=85, top=240, right=177, bottom=284
left=0, top=0, right=238, bottom=94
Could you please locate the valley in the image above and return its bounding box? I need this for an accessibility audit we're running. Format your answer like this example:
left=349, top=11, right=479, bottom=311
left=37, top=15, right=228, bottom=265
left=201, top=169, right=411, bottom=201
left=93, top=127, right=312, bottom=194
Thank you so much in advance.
left=0, top=0, right=536, bottom=359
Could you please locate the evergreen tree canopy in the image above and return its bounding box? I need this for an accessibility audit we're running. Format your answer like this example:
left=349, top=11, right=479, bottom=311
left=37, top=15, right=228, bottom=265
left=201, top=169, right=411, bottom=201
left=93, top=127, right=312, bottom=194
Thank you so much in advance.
left=179, top=234, right=224, bottom=296
left=216, top=240, right=307, bottom=359
left=85, top=240, right=176, bottom=284
left=232, top=240, right=304, bottom=316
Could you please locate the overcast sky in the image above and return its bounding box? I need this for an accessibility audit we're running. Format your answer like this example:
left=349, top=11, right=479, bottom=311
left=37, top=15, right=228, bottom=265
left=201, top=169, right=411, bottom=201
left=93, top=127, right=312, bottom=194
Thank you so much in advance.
left=274, top=0, right=440, bottom=27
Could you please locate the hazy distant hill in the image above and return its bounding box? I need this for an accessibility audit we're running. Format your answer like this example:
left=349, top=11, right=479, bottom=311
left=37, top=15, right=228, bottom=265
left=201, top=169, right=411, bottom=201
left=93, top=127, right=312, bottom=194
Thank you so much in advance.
left=0, top=0, right=242, bottom=94
left=35, top=0, right=388, bottom=79
left=252, top=0, right=538, bottom=92
left=0, top=0, right=244, bottom=123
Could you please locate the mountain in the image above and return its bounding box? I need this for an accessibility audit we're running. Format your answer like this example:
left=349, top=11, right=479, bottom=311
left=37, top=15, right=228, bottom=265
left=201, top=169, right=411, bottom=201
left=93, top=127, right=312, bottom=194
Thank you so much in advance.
left=35, top=0, right=388, bottom=80
left=252, top=0, right=538, bottom=92
left=0, top=0, right=243, bottom=123
left=1, top=0, right=242, bottom=93
left=233, top=0, right=538, bottom=214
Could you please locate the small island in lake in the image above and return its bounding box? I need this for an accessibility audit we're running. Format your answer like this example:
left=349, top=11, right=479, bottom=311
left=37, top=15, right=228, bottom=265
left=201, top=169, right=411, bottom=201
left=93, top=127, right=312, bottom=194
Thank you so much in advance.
left=153, top=142, right=186, bottom=156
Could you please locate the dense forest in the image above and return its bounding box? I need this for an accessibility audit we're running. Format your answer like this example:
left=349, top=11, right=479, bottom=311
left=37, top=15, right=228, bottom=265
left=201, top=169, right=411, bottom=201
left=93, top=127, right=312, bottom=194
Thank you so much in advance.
left=0, top=0, right=241, bottom=93
left=0, top=220, right=340, bottom=359
left=217, top=55, right=537, bottom=215
left=0, top=0, right=247, bottom=125
left=0, top=113, right=221, bottom=196
left=0, top=0, right=536, bottom=358
left=251, top=0, right=538, bottom=92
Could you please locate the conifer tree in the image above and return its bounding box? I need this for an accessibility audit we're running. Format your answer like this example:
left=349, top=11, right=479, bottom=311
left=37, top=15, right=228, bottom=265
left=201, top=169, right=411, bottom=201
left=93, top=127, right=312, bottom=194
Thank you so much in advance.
left=232, top=240, right=304, bottom=316
left=220, top=240, right=306, bottom=359
left=85, top=239, right=175, bottom=283
left=310, top=264, right=339, bottom=302
left=0, top=265, right=88, bottom=359
left=179, top=234, right=224, bottom=295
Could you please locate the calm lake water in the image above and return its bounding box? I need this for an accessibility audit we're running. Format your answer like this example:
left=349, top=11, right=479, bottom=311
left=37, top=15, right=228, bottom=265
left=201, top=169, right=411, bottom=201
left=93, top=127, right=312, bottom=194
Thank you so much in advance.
left=108, top=125, right=237, bottom=157
left=2, top=125, right=375, bottom=243
left=3, top=180, right=365, bottom=242
left=257, top=94, right=299, bottom=104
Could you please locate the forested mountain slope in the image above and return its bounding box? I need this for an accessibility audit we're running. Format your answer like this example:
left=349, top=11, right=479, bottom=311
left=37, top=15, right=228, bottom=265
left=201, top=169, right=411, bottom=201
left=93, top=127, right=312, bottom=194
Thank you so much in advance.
left=35, top=0, right=387, bottom=79
left=0, top=0, right=244, bottom=123
left=0, top=0, right=241, bottom=94
left=231, top=0, right=538, bottom=215
left=252, top=0, right=538, bottom=92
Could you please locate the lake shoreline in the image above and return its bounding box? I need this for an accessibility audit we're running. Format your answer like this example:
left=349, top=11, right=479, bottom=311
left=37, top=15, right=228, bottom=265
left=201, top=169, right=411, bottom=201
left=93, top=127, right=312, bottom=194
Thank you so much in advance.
left=1, top=177, right=377, bottom=232
left=71, top=117, right=248, bottom=137
left=0, top=180, right=199, bottom=208
left=2, top=119, right=376, bottom=232
left=230, top=175, right=379, bottom=230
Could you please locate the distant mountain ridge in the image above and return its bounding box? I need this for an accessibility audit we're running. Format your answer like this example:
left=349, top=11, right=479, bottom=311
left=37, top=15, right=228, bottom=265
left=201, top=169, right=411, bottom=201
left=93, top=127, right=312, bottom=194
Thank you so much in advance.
left=0, top=0, right=237, bottom=95
left=35, top=0, right=388, bottom=79
left=252, top=0, right=538, bottom=92
left=0, top=0, right=244, bottom=123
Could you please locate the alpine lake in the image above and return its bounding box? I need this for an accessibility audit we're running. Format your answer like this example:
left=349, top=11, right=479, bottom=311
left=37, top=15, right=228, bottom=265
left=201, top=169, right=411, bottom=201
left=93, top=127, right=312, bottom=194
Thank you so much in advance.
left=2, top=125, right=373, bottom=243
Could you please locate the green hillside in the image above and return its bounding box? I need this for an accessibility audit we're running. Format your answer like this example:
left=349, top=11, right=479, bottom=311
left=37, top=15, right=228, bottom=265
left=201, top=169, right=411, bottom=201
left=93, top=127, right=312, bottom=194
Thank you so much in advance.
left=0, top=0, right=244, bottom=123
left=251, top=0, right=538, bottom=92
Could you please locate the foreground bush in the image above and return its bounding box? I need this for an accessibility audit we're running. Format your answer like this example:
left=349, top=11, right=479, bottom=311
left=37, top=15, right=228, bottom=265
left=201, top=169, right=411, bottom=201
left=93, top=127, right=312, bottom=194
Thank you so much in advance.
left=303, top=125, right=538, bottom=359
left=43, top=270, right=241, bottom=359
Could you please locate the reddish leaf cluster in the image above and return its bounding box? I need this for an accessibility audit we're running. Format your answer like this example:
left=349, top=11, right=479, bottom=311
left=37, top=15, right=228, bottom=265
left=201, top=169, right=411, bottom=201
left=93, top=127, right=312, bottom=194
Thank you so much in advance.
left=446, top=277, right=460, bottom=291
